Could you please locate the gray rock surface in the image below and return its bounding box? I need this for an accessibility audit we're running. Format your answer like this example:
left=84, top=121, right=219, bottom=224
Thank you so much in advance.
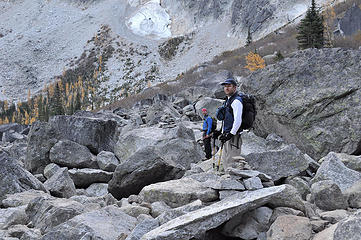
left=141, top=185, right=289, bottom=240
left=43, top=168, right=76, bottom=198
left=114, top=124, right=202, bottom=169
left=344, top=179, right=361, bottom=208
left=49, top=115, right=118, bottom=154
left=150, top=201, right=171, bottom=218
left=226, top=168, right=272, bottom=181
left=310, top=180, right=348, bottom=211
left=156, top=200, right=204, bottom=225
left=269, top=207, right=305, bottom=224
left=267, top=184, right=306, bottom=212
left=320, top=210, right=349, bottom=224
left=126, top=219, right=160, bottom=240
left=222, top=206, right=273, bottom=239
left=244, top=176, right=263, bottom=190
left=49, top=139, right=98, bottom=169
left=266, top=215, right=312, bottom=240
left=334, top=210, right=361, bottom=240
left=244, top=144, right=309, bottom=181
left=313, top=223, right=338, bottom=240
left=25, top=196, right=86, bottom=234
left=331, top=152, right=361, bottom=172
left=68, top=168, right=113, bottom=188
left=120, top=205, right=150, bottom=218
left=43, top=163, right=60, bottom=180
left=0, top=205, right=28, bottom=230
left=1, top=190, right=49, bottom=208
left=85, top=183, right=109, bottom=197
left=109, top=146, right=185, bottom=199
left=96, top=151, right=119, bottom=172
left=139, top=177, right=218, bottom=208
left=311, top=152, right=361, bottom=192
left=41, top=205, right=137, bottom=240
left=0, top=152, right=47, bottom=200
left=25, top=121, right=58, bottom=174
left=285, top=176, right=310, bottom=200
left=243, top=48, right=361, bottom=159
left=186, top=172, right=245, bottom=191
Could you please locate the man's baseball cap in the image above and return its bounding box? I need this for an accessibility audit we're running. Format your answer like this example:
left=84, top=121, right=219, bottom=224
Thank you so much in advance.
left=201, top=108, right=207, bottom=112
left=220, top=78, right=237, bottom=86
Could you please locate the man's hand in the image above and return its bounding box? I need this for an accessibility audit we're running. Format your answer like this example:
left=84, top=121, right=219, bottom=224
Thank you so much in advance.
left=203, top=134, right=210, bottom=139
left=219, top=133, right=233, bottom=143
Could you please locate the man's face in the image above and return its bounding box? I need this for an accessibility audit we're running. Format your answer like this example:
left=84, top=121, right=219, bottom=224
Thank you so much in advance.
left=202, top=110, right=207, bottom=116
left=223, top=84, right=236, bottom=96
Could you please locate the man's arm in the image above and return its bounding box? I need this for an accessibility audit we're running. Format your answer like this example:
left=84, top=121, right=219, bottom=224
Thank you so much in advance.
left=230, top=99, right=243, bottom=135
left=206, top=117, right=212, bottom=135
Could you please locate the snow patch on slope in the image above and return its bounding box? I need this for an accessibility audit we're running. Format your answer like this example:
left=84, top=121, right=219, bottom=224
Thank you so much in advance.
left=126, top=0, right=171, bottom=39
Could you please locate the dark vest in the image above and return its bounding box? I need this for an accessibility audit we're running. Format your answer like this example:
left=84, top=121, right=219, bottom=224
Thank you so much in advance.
left=223, top=92, right=243, bottom=133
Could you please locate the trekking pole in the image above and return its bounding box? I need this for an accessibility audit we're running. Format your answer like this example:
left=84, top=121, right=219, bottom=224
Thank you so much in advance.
left=212, top=137, right=216, bottom=169
left=216, top=142, right=224, bottom=171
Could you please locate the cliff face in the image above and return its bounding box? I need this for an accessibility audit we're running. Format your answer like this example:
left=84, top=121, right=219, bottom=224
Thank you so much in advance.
left=0, top=0, right=332, bottom=103
left=242, top=48, right=361, bottom=159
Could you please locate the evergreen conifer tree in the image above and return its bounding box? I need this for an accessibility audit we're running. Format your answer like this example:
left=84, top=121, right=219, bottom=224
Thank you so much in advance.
left=297, top=0, right=324, bottom=49
left=50, top=83, right=64, bottom=116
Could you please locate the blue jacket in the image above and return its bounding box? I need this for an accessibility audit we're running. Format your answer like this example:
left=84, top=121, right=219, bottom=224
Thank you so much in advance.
left=202, top=116, right=213, bottom=135
left=223, top=93, right=243, bottom=133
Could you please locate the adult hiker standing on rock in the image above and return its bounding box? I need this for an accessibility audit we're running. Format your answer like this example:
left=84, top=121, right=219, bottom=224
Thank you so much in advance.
left=202, top=108, right=213, bottom=160
left=218, top=78, right=243, bottom=170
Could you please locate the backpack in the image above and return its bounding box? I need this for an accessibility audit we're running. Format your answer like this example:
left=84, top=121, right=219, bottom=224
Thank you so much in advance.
left=216, top=93, right=256, bottom=130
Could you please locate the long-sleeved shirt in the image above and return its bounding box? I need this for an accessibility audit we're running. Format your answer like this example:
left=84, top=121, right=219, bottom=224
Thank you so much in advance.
left=230, top=98, right=243, bottom=135
left=202, top=116, right=213, bottom=135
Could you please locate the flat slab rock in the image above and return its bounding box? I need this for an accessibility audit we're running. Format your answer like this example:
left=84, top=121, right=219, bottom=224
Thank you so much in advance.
left=141, top=185, right=287, bottom=240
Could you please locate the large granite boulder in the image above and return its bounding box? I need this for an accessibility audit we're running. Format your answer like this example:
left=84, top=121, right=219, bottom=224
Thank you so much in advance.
left=0, top=123, right=28, bottom=141
left=96, top=151, right=119, bottom=172
left=194, top=97, right=223, bottom=118
left=310, top=152, right=361, bottom=192
left=0, top=152, right=47, bottom=201
left=140, top=185, right=291, bottom=240
left=310, top=180, right=348, bottom=211
left=68, top=168, right=113, bottom=188
left=266, top=215, right=312, bottom=240
left=41, top=205, right=137, bottom=240
left=244, top=144, right=309, bottom=181
left=25, top=196, right=86, bottom=234
left=43, top=168, right=77, bottom=198
left=25, top=121, right=59, bottom=174
left=49, top=140, right=98, bottom=169
left=1, top=190, right=49, bottom=208
left=222, top=206, right=273, bottom=239
left=344, top=180, right=361, bottom=208
left=139, top=177, right=218, bottom=208
left=49, top=115, right=118, bottom=154
left=25, top=114, right=118, bottom=174
left=108, top=146, right=184, bottom=199
left=334, top=210, right=361, bottom=240
left=114, top=124, right=202, bottom=169
left=242, top=48, right=361, bottom=159
left=329, top=152, right=361, bottom=172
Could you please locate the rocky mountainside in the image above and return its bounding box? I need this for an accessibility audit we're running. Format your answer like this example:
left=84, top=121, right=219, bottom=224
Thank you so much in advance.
left=0, top=48, right=360, bottom=239
left=0, top=0, right=336, bottom=103
left=242, top=48, right=361, bottom=160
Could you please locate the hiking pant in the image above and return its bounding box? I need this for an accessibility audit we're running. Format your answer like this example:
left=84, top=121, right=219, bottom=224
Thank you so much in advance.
left=222, top=134, right=242, bottom=170
left=203, top=136, right=212, bottom=159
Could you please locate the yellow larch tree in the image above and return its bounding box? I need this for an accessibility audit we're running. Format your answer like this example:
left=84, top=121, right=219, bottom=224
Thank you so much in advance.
left=323, top=6, right=336, bottom=47
left=4, top=100, right=8, bottom=111
left=244, top=51, right=266, bottom=72
left=4, top=116, right=9, bottom=124
left=24, top=111, right=30, bottom=125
